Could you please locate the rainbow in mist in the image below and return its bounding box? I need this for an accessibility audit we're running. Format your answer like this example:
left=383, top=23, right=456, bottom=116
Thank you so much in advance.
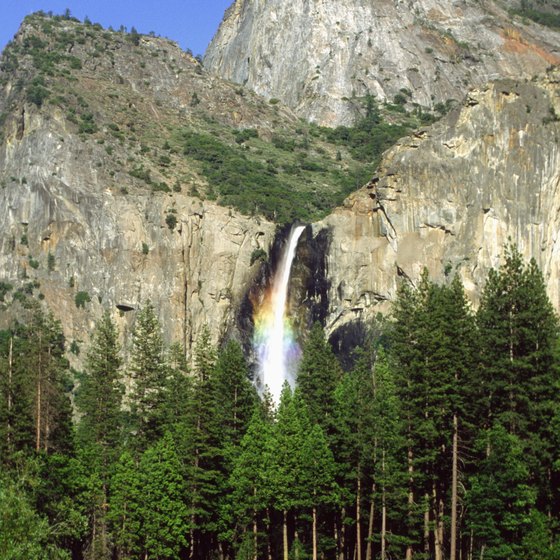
left=253, top=225, right=305, bottom=405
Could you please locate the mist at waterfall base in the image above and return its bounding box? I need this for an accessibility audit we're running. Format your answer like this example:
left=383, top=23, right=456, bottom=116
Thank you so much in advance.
left=253, top=225, right=306, bottom=404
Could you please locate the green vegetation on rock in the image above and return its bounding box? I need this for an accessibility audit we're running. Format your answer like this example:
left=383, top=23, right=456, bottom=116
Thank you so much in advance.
left=0, top=11, right=439, bottom=225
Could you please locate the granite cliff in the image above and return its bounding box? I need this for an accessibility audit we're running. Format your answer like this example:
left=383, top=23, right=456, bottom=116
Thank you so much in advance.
left=0, top=12, right=559, bottom=359
left=317, top=69, right=560, bottom=337
left=0, top=14, right=283, bottom=355
left=205, top=0, right=560, bottom=126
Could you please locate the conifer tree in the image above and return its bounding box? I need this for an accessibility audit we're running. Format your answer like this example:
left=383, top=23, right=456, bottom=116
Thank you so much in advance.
left=108, top=451, right=142, bottom=559
left=214, top=340, right=257, bottom=448
left=186, top=326, right=223, bottom=558
left=137, top=434, right=190, bottom=559
left=128, top=301, right=168, bottom=452
left=465, top=424, right=535, bottom=559
left=369, top=350, right=407, bottom=560
left=300, top=423, right=338, bottom=560
left=390, top=272, right=476, bottom=560
left=332, top=346, right=375, bottom=560
left=77, top=310, right=123, bottom=458
left=297, top=322, right=342, bottom=436
left=76, top=310, right=123, bottom=560
left=228, top=404, right=275, bottom=558
left=0, top=328, right=35, bottom=462
left=272, top=384, right=310, bottom=560
left=36, top=310, right=74, bottom=454
left=476, top=246, right=559, bottom=512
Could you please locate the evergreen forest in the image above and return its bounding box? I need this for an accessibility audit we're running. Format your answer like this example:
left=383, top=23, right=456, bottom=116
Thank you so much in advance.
left=1, top=246, right=559, bottom=560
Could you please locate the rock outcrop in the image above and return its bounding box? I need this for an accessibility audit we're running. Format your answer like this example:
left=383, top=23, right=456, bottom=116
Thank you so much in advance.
left=205, top=0, right=560, bottom=126
left=0, top=110, right=274, bottom=353
left=317, top=69, right=560, bottom=336
left=0, top=14, right=279, bottom=355
left=1, top=14, right=560, bottom=360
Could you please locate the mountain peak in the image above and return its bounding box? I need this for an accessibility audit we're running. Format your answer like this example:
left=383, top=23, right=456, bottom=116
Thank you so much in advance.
left=205, top=0, right=560, bottom=126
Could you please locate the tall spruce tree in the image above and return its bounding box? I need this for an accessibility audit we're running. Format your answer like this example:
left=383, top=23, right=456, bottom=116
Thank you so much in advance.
left=300, top=423, right=338, bottom=560
left=137, top=434, right=190, bottom=559
left=214, top=340, right=257, bottom=448
left=0, top=327, right=35, bottom=462
left=228, top=404, right=276, bottom=559
left=186, top=326, right=223, bottom=558
left=76, top=310, right=124, bottom=560
left=390, top=272, right=476, bottom=560
left=297, top=322, right=342, bottom=436
left=128, top=301, right=168, bottom=453
left=332, top=346, right=376, bottom=560
left=108, top=451, right=142, bottom=559
left=272, top=384, right=310, bottom=560
left=370, top=350, right=407, bottom=560
left=476, top=246, right=559, bottom=513
left=77, top=310, right=123, bottom=460
left=465, top=424, right=535, bottom=559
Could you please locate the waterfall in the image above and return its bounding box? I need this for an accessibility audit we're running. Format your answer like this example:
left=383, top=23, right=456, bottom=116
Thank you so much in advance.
left=254, top=225, right=306, bottom=404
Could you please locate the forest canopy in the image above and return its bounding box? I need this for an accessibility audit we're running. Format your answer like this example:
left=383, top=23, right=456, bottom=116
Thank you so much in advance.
left=0, top=246, right=559, bottom=560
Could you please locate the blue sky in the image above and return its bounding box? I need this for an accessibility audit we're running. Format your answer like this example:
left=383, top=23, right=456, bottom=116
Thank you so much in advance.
left=0, top=0, right=233, bottom=56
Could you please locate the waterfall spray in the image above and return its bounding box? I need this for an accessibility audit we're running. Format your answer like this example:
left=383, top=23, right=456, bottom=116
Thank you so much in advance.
left=254, top=225, right=306, bottom=404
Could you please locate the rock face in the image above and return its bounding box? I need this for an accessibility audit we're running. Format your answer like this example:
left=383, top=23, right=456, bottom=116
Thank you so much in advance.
left=0, top=15, right=278, bottom=355
left=317, top=69, right=560, bottom=336
left=1, top=14, right=560, bottom=361
left=205, top=0, right=560, bottom=126
left=0, top=109, right=274, bottom=352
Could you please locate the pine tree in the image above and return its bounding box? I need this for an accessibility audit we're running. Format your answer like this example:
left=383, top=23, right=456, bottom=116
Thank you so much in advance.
left=300, top=423, right=338, bottom=560
left=0, top=307, right=74, bottom=458
left=0, top=328, right=34, bottom=462
left=476, top=246, right=559, bottom=512
left=370, top=350, right=407, bottom=560
left=297, top=322, right=342, bottom=436
left=108, top=451, right=142, bottom=558
left=332, top=346, right=375, bottom=560
left=271, top=384, right=310, bottom=560
left=228, top=404, right=276, bottom=558
left=214, top=340, right=257, bottom=448
left=137, top=434, right=190, bottom=559
left=76, top=310, right=124, bottom=560
left=77, top=311, right=123, bottom=457
left=128, top=301, right=168, bottom=453
left=186, top=326, right=223, bottom=558
left=465, top=424, right=535, bottom=559
left=390, top=272, right=476, bottom=560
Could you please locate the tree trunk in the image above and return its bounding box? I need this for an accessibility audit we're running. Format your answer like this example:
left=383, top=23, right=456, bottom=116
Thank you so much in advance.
left=381, top=450, right=387, bottom=560
left=405, top=448, right=414, bottom=560
left=365, top=482, right=375, bottom=560
left=451, top=412, right=459, bottom=560
left=253, top=487, right=258, bottom=560
left=313, top=505, right=318, bottom=560
left=189, top=525, right=195, bottom=559
left=356, top=473, right=362, bottom=560
left=433, top=482, right=443, bottom=560
left=283, top=510, right=289, bottom=560
left=334, top=516, right=339, bottom=560
left=340, top=507, right=347, bottom=560
left=42, top=344, right=53, bottom=453
left=35, top=377, right=41, bottom=451
left=7, top=336, right=12, bottom=447
left=423, top=494, right=430, bottom=558
left=266, top=508, right=272, bottom=560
